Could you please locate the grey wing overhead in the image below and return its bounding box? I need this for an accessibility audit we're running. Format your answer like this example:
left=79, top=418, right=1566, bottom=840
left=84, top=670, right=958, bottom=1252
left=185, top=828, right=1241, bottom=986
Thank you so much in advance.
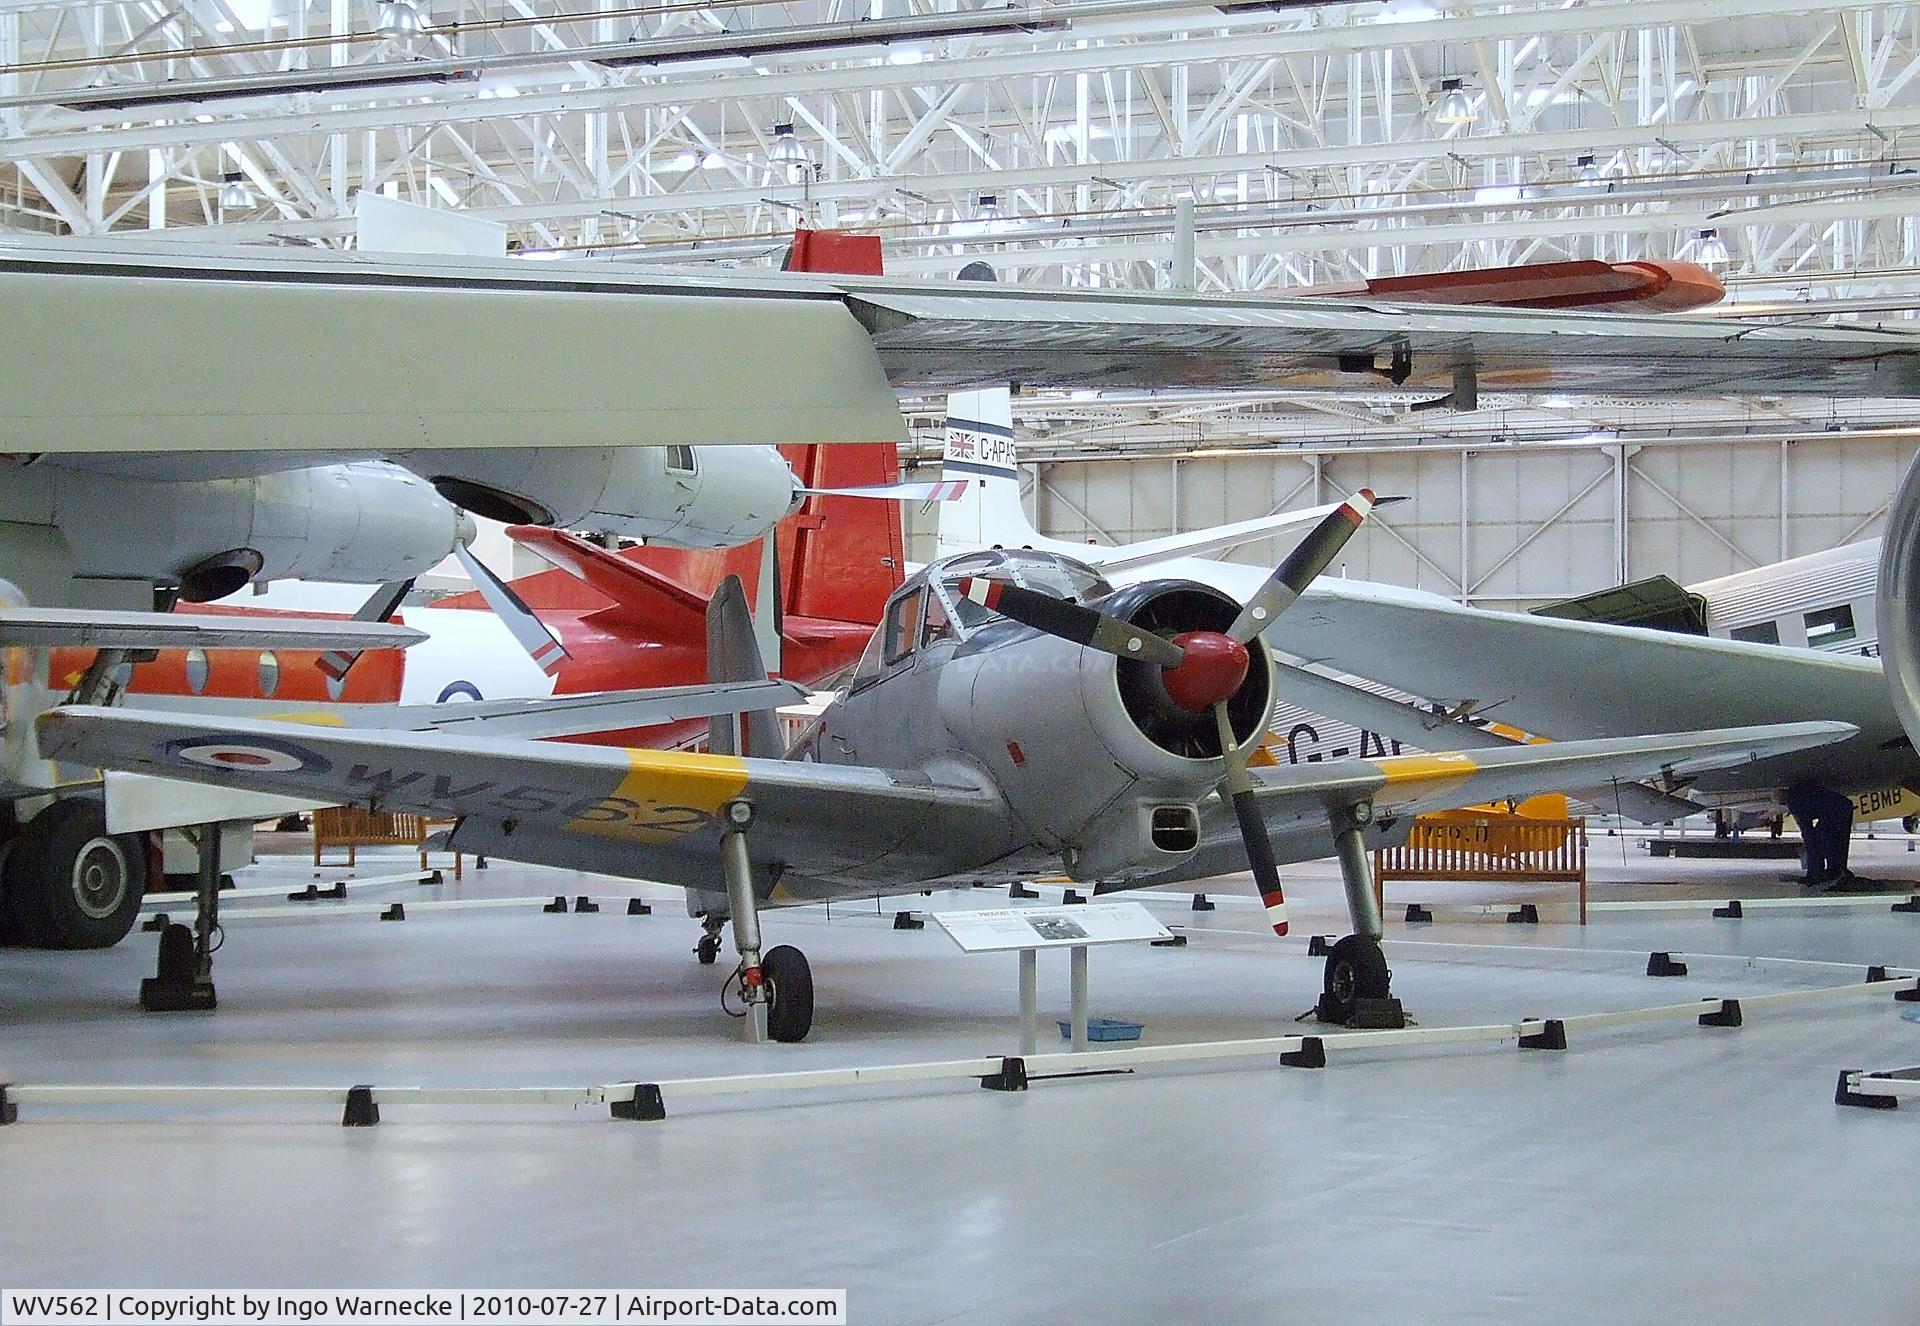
left=11, top=242, right=1920, bottom=468
left=35, top=707, right=1006, bottom=887
left=1268, top=580, right=1903, bottom=748
left=843, top=286, right=1920, bottom=398
left=0, top=607, right=424, bottom=652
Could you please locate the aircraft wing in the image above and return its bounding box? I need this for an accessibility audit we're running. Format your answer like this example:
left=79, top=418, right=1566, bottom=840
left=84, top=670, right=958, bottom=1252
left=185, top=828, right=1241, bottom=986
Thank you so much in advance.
left=0, top=608, right=424, bottom=652
left=36, top=707, right=1008, bottom=888
left=1126, top=722, right=1853, bottom=890
left=10, top=242, right=1920, bottom=462
left=843, top=284, right=1920, bottom=398
left=1265, top=580, right=1907, bottom=795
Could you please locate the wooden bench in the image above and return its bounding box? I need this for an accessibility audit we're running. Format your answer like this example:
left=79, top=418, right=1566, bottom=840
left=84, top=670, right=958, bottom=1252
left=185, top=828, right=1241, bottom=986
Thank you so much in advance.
left=312, top=807, right=463, bottom=879
left=1373, top=814, right=1588, bottom=923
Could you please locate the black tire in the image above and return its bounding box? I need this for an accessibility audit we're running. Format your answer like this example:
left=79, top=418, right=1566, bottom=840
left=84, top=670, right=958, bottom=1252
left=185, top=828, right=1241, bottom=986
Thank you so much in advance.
left=6, top=797, right=147, bottom=950
left=0, top=835, right=26, bottom=947
left=1322, top=934, right=1391, bottom=1025
left=695, top=934, right=720, bottom=966
left=762, top=944, right=814, bottom=1043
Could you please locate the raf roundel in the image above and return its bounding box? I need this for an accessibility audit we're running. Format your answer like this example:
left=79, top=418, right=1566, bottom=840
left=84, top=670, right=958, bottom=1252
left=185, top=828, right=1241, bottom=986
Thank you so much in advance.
left=161, top=734, right=332, bottom=777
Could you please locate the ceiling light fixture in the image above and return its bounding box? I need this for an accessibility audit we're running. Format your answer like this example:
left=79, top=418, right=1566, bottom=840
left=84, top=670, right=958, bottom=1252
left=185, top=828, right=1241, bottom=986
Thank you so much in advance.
left=766, top=121, right=811, bottom=184
left=218, top=170, right=255, bottom=211
left=1693, top=228, right=1731, bottom=267
left=1433, top=77, right=1477, bottom=126
left=374, top=0, right=427, bottom=50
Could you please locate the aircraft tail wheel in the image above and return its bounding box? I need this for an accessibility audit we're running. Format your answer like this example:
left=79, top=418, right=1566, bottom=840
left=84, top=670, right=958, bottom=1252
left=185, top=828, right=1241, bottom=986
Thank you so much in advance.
left=762, top=944, right=814, bottom=1043
left=5, top=798, right=146, bottom=950
left=1321, top=934, right=1391, bottom=1026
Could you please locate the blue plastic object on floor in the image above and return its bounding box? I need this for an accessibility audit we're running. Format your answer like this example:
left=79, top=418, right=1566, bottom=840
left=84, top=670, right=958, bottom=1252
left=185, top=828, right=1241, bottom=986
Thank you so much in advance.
left=1058, top=1017, right=1144, bottom=1042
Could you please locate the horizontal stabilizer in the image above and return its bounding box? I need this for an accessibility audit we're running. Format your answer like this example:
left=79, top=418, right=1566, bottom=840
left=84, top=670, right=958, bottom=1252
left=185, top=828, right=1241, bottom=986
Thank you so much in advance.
left=0, top=608, right=423, bottom=653
left=1092, top=501, right=1356, bottom=575
left=508, top=525, right=710, bottom=641
left=351, top=679, right=806, bottom=740
left=799, top=478, right=971, bottom=502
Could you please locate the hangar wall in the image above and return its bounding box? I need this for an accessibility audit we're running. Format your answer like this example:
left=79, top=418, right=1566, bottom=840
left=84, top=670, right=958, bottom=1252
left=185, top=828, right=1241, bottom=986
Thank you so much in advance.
left=908, top=434, right=1918, bottom=610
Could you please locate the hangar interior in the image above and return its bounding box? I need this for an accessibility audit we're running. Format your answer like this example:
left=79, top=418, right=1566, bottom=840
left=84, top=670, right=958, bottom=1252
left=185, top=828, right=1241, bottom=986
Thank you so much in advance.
left=4, top=2, right=1920, bottom=1324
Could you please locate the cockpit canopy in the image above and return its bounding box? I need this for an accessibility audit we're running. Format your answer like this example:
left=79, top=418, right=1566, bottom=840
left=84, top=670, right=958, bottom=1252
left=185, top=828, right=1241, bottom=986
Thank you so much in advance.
left=848, top=549, right=1115, bottom=685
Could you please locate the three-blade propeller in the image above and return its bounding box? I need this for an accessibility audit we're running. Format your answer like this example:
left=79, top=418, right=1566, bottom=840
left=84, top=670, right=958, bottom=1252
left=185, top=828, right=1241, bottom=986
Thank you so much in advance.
left=974, top=490, right=1378, bottom=934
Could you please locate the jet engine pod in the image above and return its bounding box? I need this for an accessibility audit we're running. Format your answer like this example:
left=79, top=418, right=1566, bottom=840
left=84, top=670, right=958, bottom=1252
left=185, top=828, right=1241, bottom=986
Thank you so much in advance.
left=177, top=549, right=265, bottom=603
left=1880, top=450, right=1920, bottom=748
left=394, top=445, right=800, bottom=550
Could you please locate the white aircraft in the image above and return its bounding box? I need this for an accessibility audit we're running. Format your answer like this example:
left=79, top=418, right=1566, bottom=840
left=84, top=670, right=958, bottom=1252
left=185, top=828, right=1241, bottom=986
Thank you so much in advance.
left=931, top=389, right=1918, bottom=889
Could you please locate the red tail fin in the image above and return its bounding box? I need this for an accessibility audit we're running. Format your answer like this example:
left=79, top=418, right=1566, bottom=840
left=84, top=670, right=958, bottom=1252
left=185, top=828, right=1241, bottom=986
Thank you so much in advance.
left=782, top=228, right=884, bottom=276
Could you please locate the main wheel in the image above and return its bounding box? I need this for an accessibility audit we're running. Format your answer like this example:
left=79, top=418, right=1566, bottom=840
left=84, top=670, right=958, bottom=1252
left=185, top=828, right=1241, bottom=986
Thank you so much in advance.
left=761, top=944, right=814, bottom=1043
left=1321, top=934, right=1391, bottom=1025
left=5, top=797, right=147, bottom=950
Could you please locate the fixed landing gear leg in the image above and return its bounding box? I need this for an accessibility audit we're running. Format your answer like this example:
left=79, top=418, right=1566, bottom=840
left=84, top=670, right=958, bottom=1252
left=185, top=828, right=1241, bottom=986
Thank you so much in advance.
left=720, top=800, right=769, bottom=1043
left=140, top=822, right=220, bottom=1012
left=1318, top=803, right=1401, bottom=1028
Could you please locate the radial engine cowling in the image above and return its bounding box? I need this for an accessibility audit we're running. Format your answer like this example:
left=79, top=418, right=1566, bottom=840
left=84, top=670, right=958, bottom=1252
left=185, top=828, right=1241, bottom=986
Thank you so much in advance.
left=392, top=445, right=802, bottom=549
left=937, top=579, right=1274, bottom=879
left=1880, top=450, right=1920, bottom=748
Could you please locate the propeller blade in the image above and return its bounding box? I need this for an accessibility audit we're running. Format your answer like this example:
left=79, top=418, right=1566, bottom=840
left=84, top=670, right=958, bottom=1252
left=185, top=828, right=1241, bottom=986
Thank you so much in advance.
left=960, top=577, right=1184, bottom=668
left=1226, top=489, right=1376, bottom=644
left=454, top=542, right=570, bottom=676
left=1213, top=702, right=1287, bottom=936
left=315, top=579, right=414, bottom=685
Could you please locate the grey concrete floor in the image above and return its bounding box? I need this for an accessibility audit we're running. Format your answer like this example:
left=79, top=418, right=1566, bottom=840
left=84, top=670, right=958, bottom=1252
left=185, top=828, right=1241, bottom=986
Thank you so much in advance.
left=3, top=835, right=1918, bottom=1324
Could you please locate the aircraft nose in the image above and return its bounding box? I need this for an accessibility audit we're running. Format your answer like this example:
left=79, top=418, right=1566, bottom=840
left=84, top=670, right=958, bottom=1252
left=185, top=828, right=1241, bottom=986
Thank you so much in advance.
left=1162, top=631, right=1250, bottom=712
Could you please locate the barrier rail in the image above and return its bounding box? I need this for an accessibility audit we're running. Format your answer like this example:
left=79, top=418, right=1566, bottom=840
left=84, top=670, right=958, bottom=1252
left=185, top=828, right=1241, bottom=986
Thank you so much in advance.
left=1835, top=1065, right=1920, bottom=1110
left=4, top=969, right=1910, bottom=1126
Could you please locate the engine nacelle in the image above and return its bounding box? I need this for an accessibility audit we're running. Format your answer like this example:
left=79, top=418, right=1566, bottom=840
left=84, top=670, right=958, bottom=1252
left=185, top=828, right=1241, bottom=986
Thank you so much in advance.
left=1880, top=450, right=1920, bottom=749
left=937, top=579, right=1274, bottom=879
left=14, top=460, right=469, bottom=600
left=392, top=445, right=802, bottom=549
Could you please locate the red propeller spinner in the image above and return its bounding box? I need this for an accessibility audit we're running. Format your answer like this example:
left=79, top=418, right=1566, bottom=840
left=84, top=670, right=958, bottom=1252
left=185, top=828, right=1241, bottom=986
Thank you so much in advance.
left=1161, top=631, right=1250, bottom=712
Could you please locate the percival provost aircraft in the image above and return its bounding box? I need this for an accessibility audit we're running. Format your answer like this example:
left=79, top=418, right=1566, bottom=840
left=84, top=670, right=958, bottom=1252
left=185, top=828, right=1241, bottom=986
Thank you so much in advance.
left=38, top=498, right=1846, bottom=1040
left=930, top=391, right=1920, bottom=888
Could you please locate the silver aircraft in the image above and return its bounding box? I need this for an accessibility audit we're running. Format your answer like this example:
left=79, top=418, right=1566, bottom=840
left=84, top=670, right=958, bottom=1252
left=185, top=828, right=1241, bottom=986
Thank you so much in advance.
left=37, top=498, right=1847, bottom=1040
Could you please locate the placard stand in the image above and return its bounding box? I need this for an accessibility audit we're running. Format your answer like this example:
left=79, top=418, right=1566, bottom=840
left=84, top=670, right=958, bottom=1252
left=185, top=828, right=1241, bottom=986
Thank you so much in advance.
left=935, top=902, right=1172, bottom=1054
